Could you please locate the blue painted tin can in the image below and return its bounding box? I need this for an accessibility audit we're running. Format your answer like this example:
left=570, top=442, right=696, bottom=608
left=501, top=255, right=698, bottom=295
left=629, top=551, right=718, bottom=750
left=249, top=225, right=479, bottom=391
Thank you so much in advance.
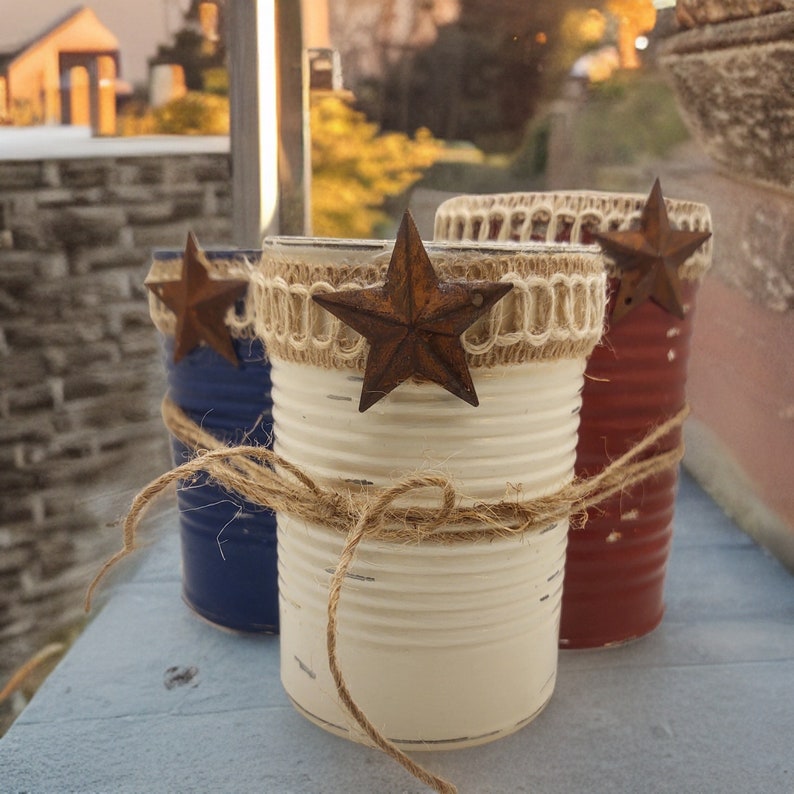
left=150, top=246, right=278, bottom=633
left=163, top=335, right=278, bottom=633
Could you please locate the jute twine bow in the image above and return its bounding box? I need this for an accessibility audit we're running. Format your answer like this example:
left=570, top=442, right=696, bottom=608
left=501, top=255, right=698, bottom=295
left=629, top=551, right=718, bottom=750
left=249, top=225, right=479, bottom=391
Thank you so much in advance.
left=86, top=398, right=690, bottom=794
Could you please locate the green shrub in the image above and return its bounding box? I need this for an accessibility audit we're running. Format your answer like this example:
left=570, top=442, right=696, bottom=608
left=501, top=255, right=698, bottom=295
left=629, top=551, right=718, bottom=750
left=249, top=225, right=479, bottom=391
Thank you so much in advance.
left=573, top=72, right=690, bottom=165
left=511, top=115, right=552, bottom=179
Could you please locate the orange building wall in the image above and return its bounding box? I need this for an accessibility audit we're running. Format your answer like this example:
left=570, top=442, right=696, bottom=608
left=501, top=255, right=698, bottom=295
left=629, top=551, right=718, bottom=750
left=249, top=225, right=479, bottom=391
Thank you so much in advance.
left=5, top=7, right=119, bottom=127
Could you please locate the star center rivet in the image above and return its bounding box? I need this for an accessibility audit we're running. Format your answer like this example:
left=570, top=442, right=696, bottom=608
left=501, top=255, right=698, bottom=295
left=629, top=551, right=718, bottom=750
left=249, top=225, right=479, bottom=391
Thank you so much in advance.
left=312, top=211, right=513, bottom=412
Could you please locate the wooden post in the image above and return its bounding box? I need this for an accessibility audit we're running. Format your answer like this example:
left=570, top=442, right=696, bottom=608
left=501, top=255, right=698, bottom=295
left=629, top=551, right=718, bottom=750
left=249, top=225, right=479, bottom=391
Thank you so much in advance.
left=276, top=0, right=311, bottom=237
left=229, top=0, right=308, bottom=246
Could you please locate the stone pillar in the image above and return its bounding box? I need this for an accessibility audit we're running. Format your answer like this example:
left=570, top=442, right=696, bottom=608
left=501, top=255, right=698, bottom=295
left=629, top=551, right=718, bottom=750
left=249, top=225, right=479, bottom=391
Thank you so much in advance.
left=656, top=3, right=794, bottom=567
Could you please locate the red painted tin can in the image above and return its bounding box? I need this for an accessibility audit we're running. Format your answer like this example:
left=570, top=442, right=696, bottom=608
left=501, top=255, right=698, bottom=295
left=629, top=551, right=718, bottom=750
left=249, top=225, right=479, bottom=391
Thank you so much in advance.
left=434, top=189, right=712, bottom=647
left=561, top=278, right=697, bottom=647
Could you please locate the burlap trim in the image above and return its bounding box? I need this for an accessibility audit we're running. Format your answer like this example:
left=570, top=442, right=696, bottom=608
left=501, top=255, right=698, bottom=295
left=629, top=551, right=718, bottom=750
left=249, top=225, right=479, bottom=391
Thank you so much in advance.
left=250, top=244, right=607, bottom=369
left=433, top=190, right=713, bottom=281
left=145, top=254, right=258, bottom=337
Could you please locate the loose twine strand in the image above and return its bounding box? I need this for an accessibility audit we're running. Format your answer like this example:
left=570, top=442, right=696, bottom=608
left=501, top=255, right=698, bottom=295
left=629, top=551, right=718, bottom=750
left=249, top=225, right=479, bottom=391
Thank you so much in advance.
left=326, top=475, right=459, bottom=794
left=85, top=398, right=689, bottom=794
left=0, top=643, right=66, bottom=705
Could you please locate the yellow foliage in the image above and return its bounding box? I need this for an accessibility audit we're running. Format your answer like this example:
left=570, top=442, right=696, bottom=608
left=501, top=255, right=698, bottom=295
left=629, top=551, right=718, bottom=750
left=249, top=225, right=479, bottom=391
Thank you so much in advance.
left=606, top=0, right=657, bottom=69
left=553, top=8, right=611, bottom=86
left=118, top=89, right=439, bottom=239
left=116, top=101, right=156, bottom=136
left=311, top=95, right=441, bottom=238
left=153, top=92, right=229, bottom=134
left=606, top=0, right=656, bottom=29
left=118, top=92, right=229, bottom=136
left=561, top=8, right=607, bottom=46
left=9, top=99, right=43, bottom=126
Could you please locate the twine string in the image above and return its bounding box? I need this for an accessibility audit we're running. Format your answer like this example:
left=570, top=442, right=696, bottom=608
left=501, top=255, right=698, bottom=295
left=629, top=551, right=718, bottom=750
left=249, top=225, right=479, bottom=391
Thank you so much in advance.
left=326, top=476, right=458, bottom=794
left=0, top=643, right=66, bottom=704
left=85, top=398, right=689, bottom=794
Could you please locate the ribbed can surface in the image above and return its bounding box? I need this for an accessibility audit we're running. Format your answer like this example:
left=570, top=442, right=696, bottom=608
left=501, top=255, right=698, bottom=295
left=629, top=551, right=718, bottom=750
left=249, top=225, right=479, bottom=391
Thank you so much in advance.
left=273, top=358, right=580, bottom=749
left=164, top=336, right=278, bottom=633
left=258, top=234, right=605, bottom=746
left=560, top=280, right=696, bottom=647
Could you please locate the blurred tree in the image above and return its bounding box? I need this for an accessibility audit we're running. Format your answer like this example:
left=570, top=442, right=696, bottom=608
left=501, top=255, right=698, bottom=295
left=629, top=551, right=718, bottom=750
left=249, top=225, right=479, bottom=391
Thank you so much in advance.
left=150, top=1, right=228, bottom=92
left=119, top=91, right=438, bottom=237
left=311, top=94, right=441, bottom=237
left=605, top=0, right=656, bottom=68
left=357, top=0, right=609, bottom=150
left=117, top=92, right=229, bottom=135
left=151, top=91, right=230, bottom=134
left=557, top=7, right=608, bottom=64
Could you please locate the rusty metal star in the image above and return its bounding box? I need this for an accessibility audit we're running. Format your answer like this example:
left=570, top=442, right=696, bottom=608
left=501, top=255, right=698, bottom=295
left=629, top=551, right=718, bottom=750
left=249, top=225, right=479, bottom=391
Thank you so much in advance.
left=593, top=178, right=712, bottom=323
left=147, top=232, right=248, bottom=365
left=312, top=211, right=513, bottom=412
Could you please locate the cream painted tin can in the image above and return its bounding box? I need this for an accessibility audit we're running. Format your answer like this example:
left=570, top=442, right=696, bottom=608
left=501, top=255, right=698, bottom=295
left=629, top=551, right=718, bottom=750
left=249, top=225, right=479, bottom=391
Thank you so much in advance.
left=255, top=237, right=605, bottom=749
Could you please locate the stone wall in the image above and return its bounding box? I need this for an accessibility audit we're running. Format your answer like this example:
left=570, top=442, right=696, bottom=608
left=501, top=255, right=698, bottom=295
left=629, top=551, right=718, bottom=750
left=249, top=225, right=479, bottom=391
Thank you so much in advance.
left=0, top=149, right=233, bottom=716
left=657, top=8, right=794, bottom=192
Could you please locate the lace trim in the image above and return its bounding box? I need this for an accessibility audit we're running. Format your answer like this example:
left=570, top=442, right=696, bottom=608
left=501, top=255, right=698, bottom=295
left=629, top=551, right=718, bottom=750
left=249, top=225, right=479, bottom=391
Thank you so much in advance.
left=248, top=246, right=606, bottom=369
left=433, top=190, right=713, bottom=280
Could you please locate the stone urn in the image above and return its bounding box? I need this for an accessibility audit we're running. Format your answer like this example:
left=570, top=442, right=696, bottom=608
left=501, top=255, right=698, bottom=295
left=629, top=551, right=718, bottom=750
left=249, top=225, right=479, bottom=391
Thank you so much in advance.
left=656, top=1, right=794, bottom=191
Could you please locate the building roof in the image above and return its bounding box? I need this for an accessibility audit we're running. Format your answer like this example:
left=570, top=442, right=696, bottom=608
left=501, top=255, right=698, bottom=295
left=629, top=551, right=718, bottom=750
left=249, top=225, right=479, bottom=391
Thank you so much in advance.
left=0, top=5, right=85, bottom=61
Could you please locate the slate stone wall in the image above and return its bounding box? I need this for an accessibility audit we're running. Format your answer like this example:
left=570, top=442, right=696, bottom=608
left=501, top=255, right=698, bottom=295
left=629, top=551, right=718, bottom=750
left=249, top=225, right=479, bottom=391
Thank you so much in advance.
left=0, top=151, right=233, bottom=706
